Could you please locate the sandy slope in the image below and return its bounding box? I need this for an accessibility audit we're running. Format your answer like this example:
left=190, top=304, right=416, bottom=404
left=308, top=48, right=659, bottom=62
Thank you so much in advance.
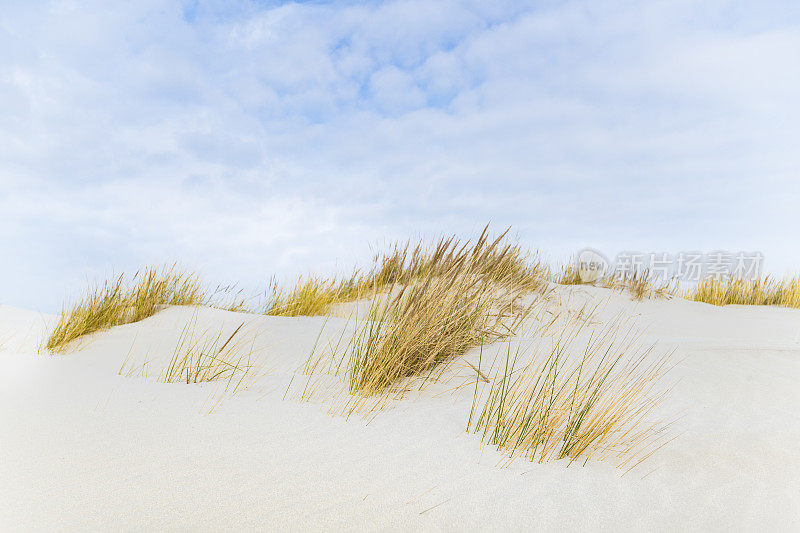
left=1, top=286, right=799, bottom=531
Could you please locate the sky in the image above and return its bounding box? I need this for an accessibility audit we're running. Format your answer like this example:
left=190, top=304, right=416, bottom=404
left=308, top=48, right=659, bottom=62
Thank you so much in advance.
left=1, top=0, right=799, bottom=312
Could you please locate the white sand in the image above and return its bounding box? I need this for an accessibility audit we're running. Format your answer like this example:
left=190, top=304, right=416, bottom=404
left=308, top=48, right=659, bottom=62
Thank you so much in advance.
left=2, top=285, right=799, bottom=530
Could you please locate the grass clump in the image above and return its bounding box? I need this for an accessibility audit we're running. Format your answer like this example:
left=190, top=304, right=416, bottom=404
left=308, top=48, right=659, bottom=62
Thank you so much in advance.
left=687, top=276, right=800, bottom=308
left=347, top=265, right=508, bottom=397
left=468, top=315, right=672, bottom=470
left=45, top=265, right=204, bottom=353
left=268, top=225, right=546, bottom=318
left=118, top=315, right=262, bottom=411
left=312, top=227, right=547, bottom=407
left=162, top=320, right=255, bottom=386
left=266, top=274, right=364, bottom=317
left=348, top=229, right=541, bottom=396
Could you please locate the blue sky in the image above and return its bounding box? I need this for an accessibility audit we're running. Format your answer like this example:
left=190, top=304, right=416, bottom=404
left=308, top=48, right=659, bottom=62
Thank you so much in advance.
left=1, top=0, right=799, bottom=312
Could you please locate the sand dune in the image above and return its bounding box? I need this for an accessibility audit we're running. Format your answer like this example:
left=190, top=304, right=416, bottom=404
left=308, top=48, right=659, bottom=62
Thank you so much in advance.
left=2, top=284, right=799, bottom=530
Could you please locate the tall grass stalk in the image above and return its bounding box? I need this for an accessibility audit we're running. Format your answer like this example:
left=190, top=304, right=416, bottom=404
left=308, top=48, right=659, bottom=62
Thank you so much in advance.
left=162, top=319, right=255, bottom=387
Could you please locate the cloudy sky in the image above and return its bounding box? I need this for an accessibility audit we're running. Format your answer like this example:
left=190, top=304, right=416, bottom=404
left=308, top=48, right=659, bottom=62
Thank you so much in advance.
left=2, top=0, right=799, bottom=312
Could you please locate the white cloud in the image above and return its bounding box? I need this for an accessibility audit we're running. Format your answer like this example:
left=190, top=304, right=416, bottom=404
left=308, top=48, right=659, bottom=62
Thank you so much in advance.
left=369, top=66, right=426, bottom=113
left=1, top=0, right=799, bottom=311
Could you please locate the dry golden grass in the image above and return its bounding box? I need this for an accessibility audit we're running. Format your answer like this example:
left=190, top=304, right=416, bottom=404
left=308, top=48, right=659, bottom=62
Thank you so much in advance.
left=117, top=314, right=263, bottom=412
left=267, top=226, right=547, bottom=318
left=467, top=314, right=672, bottom=470
left=162, top=320, right=256, bottom=386
left=346, top=243, right=532, bottom=395
left=266, top=274, right=365, bottom=317
left=687, top=275, right=800, bottom=308
left=45, top=265, right=204, bottom=353
left=295, top=227, right=550, bottom=415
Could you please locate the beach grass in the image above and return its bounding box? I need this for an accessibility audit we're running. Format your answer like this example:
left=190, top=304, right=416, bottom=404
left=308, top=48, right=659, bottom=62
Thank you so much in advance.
left=467, top=314, right=672, bottom=469
left=162, top=320, right=255, bottom=386
left=296, top=227, right=549, bottom=413
left=267, top=226, right=547, bottom=319
left=687, top=275, right=800, bottom=308
left=45, top=265, right=204, bottom=353
left=266, top=274, right=365, bottom=317
left=349, top=229, right=543, bottom=395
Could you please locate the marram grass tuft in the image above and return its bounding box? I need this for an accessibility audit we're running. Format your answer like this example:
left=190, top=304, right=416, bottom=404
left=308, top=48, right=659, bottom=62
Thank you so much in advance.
left=687, top=275, right=800, bottom=308
left=267, top=225, right=548, bottom=318
left=297, top=227, right=550, bottom=415
left=468, top=314, right=673, bottom=470
left=266, top=274, right=366, bottom=317
left=45, top=265, right=204, bottom=353
left=162, top=320, right=256, bottom=386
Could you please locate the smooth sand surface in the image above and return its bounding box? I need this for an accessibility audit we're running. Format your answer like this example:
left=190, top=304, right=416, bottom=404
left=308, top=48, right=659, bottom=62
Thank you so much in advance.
left=2, top=285, right=799, bottom=531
